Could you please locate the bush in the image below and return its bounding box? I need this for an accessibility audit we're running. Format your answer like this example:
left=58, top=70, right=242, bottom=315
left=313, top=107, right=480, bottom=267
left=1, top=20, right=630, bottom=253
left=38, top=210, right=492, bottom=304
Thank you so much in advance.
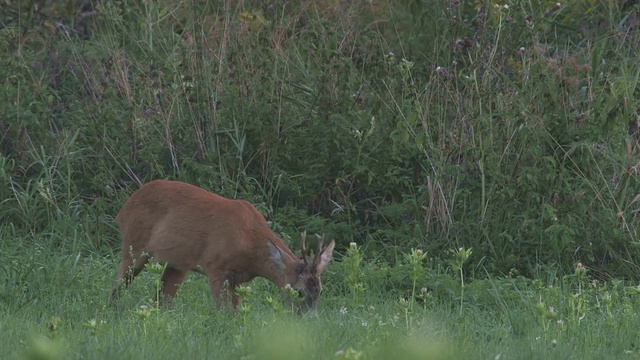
left=1, top=0, right=640, bottom=278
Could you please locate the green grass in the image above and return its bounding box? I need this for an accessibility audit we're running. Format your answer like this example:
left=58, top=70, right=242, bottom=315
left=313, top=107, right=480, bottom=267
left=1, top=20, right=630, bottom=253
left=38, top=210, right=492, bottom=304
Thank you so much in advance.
left=2, top=237, right=639, bottom=360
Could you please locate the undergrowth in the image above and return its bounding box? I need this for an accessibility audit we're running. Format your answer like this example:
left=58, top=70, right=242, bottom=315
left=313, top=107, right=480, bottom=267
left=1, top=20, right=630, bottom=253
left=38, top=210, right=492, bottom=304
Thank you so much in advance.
left=2, top=0, right=640, bottom=278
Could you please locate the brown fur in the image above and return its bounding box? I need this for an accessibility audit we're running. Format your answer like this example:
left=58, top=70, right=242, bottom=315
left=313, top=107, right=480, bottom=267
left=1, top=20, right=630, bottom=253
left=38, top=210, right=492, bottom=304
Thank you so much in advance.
left=110, top=180, right=335, bottom=311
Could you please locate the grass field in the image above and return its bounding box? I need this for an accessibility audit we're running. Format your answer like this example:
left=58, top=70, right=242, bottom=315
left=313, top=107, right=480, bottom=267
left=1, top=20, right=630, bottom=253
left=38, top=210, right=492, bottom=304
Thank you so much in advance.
left=3, top=236, right=639, bottom=360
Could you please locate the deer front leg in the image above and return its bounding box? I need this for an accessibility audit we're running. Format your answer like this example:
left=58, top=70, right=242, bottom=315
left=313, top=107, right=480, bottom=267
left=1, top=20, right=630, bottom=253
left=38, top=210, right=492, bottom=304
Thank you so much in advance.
left=160, top=267, right=188, bottom=302
left=207, top=271, right=240, bottom=309
left=110, top=252, right=149, bottom=303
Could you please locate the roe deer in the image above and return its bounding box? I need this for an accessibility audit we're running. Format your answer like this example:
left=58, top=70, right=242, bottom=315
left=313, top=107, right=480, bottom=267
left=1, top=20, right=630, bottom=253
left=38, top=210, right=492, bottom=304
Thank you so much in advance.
left=110, top=179, right=335, bottom=312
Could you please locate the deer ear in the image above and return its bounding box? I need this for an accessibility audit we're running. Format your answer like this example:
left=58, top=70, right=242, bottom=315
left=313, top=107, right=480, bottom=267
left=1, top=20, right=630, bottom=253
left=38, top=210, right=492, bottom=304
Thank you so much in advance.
left=315, top=240, right=335, bottom=274
left=268, top=241, right=286, bottom=271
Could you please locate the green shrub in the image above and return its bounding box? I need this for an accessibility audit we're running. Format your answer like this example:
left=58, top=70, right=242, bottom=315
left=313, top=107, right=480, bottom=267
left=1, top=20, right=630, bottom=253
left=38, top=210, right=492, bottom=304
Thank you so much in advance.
left=1, top=0, right=639, bottom=278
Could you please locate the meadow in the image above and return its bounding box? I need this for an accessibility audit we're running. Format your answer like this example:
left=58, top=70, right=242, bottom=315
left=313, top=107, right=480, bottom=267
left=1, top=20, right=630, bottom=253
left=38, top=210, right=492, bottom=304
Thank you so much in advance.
left=3, top=236, right=640, bottom=359
left=2, top=0, right=640, bottom=358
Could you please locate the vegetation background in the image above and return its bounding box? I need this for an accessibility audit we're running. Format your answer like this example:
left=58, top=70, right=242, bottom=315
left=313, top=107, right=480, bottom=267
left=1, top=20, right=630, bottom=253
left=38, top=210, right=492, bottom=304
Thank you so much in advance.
left=2, top=0, right=640, bottom=359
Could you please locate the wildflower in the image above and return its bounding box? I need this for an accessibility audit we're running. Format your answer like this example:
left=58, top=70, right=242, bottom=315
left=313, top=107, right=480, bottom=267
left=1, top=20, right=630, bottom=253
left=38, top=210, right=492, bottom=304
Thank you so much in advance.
left=339, top=307, right=348, bottom=315
left=349, top=242, right=357, bottom=249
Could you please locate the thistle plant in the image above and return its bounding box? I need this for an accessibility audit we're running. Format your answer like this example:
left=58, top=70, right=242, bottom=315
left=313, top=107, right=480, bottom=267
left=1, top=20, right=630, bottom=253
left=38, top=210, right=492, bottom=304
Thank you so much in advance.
left=144, top=261, right=168, bottom=308
left=566, top=262, right=589, bottom=326
left=447, top=247, right=472, bottom=316
left=235, top=285, right=254, bottom=325
left=235, top=284, right=254, bottom=302
left=396, top=248, right=427, bottom=330
left=601, top=291, right=614, bottom=326
left=265, top=295, right=284, bottom=314
left=404, top=248, right=427, bottom=313
left=533, top=301, right=559, bottom=338
left=344, top=242, right=365, bottom=306
left=133, top=305, right=156, bottom=336
left=83, top=319, right=99, bottom=340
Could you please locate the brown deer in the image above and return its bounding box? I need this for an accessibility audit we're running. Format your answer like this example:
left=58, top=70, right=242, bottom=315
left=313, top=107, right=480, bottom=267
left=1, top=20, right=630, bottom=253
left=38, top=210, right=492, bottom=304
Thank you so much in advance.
left=110, top=179, right=335, bottom=312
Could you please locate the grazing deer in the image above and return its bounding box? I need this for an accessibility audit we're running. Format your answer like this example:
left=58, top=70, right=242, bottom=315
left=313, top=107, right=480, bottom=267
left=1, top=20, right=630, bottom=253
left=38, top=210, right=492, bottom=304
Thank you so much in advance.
left=110, top=180, right=335, bottom=312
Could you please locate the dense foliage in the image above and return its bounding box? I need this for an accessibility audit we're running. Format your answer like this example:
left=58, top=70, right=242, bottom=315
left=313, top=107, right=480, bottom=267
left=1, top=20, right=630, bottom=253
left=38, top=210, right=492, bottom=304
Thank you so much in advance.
left=2, top=0, right=640, bottom=279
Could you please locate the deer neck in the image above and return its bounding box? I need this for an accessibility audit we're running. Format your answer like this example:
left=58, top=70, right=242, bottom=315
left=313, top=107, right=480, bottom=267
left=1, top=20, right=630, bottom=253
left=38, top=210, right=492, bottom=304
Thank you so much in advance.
left=263, top=237, right=301, bottom=288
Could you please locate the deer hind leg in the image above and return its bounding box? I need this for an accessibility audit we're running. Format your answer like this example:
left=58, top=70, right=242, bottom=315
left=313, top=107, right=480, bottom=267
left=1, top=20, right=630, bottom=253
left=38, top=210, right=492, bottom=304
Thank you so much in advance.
left=231, top=289, right=241, bottom=308
left=109, top=250, right=149, bottom=302
left=227, top=278, right=241, bottom=308
left=160, top=267, right=188, bottom=302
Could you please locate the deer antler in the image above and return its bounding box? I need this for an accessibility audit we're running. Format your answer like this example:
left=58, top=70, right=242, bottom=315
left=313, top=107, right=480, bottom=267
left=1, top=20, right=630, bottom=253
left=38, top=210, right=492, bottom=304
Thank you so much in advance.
left=315, top=233, right=325, bottom=253
left=313, top=233, right=326, bottom=267
left=300, top=231, right=309, bottom=266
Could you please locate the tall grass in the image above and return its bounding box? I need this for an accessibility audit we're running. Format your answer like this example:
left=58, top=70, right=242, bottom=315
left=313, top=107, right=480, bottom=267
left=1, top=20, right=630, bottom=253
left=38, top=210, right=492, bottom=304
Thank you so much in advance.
left=2, top=0, right=640, bottom=278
